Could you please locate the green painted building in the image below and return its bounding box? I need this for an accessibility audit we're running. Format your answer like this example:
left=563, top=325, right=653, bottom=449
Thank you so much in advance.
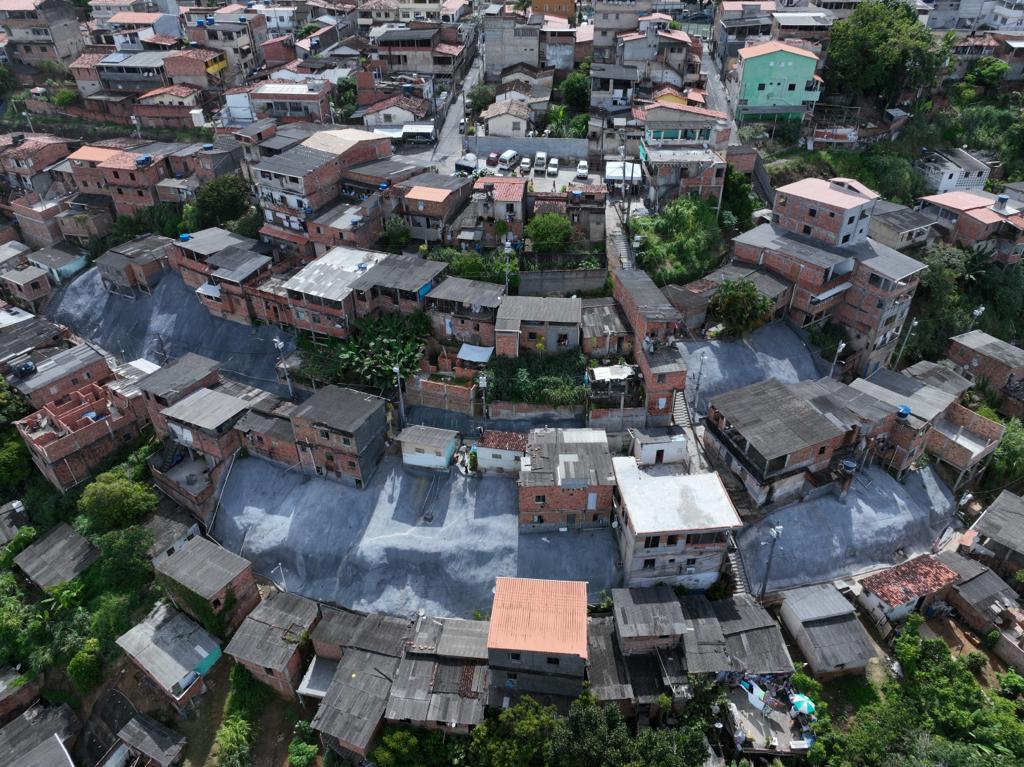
left=732, top=41, right=821, bottom=123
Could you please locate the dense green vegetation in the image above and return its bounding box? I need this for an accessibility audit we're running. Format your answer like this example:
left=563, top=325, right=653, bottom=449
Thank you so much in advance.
left=720, top=165, right=756, bottom=230
left=807, top=615, right=1024, bottom=767
left=426, top=246, right=518, bottom=286
left=768, top=146, right=926, bottom=204
left=298, top=312, right=430, bottom=390
left=486, top=350, right=588, bottom=406
left=829, top=0, right=953, bottom=104
left=630, top=196, right=723, bottom=285
left=525, top=212, right=576, bottom=253
left=213, top=665, right=273, bottom=767
left=372, top=685, right=718, bottom=767
left=709, top=279, right=774, bottom=337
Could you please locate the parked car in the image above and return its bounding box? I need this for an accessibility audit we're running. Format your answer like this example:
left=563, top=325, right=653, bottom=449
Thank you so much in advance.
left=459, top=118, right=466, bottom=134
left=576, top=160, right=589, bottom=179
left=534, top=151, right=547, bottom=174
left=547, top=157, right=559, bottom=176
left=520, top=157, right=532, bottom=174
left=486, top=152, right=500, bottom=167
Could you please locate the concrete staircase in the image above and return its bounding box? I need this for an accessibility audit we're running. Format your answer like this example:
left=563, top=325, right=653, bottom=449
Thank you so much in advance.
left=728, top=545, right=751, bottom=595
left=672, top=390, right=691, bottom=428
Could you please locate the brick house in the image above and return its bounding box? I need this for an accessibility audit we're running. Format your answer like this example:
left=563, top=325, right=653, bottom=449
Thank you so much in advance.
left=917, top=190, right=1024, bottom=265
left=94, top=234, right=172, bottom=296
left=613, top=269, right=681, bottom=342
left=137, top=352, right=221, bottom=436
left=393, top=173, right=475, bottom=244
left=580, top=298, right=633, bottom=358
left=134, top=83, right=206, bottom=130
left=0, top=133, right=70, bottom=197
left=947, top=329, right=1024, bottom=417
left=637, top=345, right=687, bottom=425
left=98, top=149, right=174, bottom=218
left=225, top=591, right=320, bottom=698
left=290, top=385, right=388, bottom=488
left=965, top=490, right=1024, bottom=579
left=0, top=0, right=83, bottom=69
left=494, top=296, right=582, bottom=357
left=612, top=458, right=742, bottom=590
left=8, top=342, right=111, bottom=412
left=858, top=555, right=959, bottom=636
left=486, top=577, right=588, bottom=709
left=252, top=128, right=392, bottom=258
left=154, top=535, right=261, bottom=637
left=194, top=246, right=273, bottom=325
left=350, top=253, right=447, bottom=318
left=164, top=46, right=230, bottom=89
left=424, top=277, right=505, bottom=346
left=183, top=7, right=268, bottom=85
left=0, top=264, right=51, bottom=312
left=14, top=368, right=149, bottom=492
left=65, top=145, right=122, bottom=197
left=10, top=194, right=64, bottom=248
left=117, top=603, right=222, bottom=712
left=773, top=177, right=878, bottom=247
left=519, top=427, right=616, bottom=530
left=705, top=378, right=848, bottom=506
left=468, top=176, right=528, bottom=247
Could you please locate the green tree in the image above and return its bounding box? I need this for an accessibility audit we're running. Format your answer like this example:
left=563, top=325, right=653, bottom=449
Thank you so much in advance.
left=525, top=212, right=574, bottom=253
left=370, top=728, right=454, bottom=767
left=987, top=417, right=1024, bottom=489
left=720, top=165, right=755, bottom=229
left=335, top=76, right=358, bottom=119
left=76, top=470, right=157, bottom=532
left=0, top=65, right=17, bottom=97
left=548, top=689, right=637, bottom=766
left=287, top=739, right=318, bottom=767
left=631, top=196, right=723, bottom=285
left=296, top=22, right=323, bottom=39
left=67, top=637, right=102, bottom=692
left=467, top=695, right=562, bottom=767
left=0, top=430, right=30, bottom=500
left=560, top=71, right=591, bottom=113
left=192, top=175, right=251, bottom=231
left=467, top=83, right=497, bottom=112
left=966, top=56, right=1009, bottom=94
left=89, top=526, right=154, bottom=593
left=709, top=281, right=773, bottom=336
left=382, top=215, right=411, bottom=252
left=829, top=0, right=950, bottom=103
left=52, top=89, right=77, bottom=108
left=215, top=714, right=253, bottom=767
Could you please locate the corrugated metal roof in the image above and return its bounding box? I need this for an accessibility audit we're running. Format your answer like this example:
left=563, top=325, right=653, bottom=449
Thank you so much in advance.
left=154, top=536, right=250, bottom=599
left=14, top=523, right=97, bottom=589
left=225, top=591, right=319, bottom=671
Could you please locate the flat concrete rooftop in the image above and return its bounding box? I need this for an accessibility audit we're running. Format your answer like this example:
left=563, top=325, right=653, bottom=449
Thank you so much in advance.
left=211, top=454, right=620, bottom=617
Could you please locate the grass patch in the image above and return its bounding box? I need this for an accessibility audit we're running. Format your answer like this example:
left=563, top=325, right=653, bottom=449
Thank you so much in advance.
left=821, top=674, right=879, bottom=722
left=486, top=350, right=587, bottom=406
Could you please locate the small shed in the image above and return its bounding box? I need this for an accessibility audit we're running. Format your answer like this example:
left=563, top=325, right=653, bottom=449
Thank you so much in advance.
left=628, top=426, right=688, bottom=467
left=396, top=425, right=459, bottom=469
left=474, top=430, right=528, bottom=474
left=115, top=713, right=187, bottom=767
left=0, top=501, right=27, bottom=546
left=14, top=522, right=98, bottom=590
left=0, top=668, right=39, bottom=726
left=858, top=555, right=959, bottom=635
left=779, top=584, right=876, bottom=679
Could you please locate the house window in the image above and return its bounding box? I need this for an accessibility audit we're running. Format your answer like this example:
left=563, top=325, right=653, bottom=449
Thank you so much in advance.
left=348, top=460, right=356, bottom=468
left=546, top=657, right=560, bottom=666
left=534, top=495, right=546, bottom=504
left=342, top=437, right=352, bottom=446
left=808, top=208, right=816, bottom=218
left=415, top=447, right=425, bottom=453
left=686, top=558, right=697, bottom=566
left=644, top=535, right=659, bottom=548
left=788, top=83, right=796, bottom=91
left=842, top=234, right=850, bottom=244
left=802, top=225, right=812, bottom=235
left=643, top=558, right=655, bottom=569
left=847, top=216, right=855, bottom=225
left=512, top=121, right=521, bottom=131
left=320, top=429, right=329, bottom=439
left=533, top=514, right=544, bottom=524
left=212, top=597, right=222, bottom=609
left=492, top=453, right=503, bottom=459
left=666, top=535, right=678, bottom=545
left=510, top=652, right=521, bottom=662
left=818, top=446, right=827, bottom=455
left=757, top=83, right=766, bottom=91
left=656, top=374, right=666, bottom=384
left=507, top=672, right=518, bottom=680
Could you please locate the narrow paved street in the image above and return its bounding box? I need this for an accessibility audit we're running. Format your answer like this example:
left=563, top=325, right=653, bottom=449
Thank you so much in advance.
left=404, top=56, right=482, bottom=174
left=701, top=50, right=740, bottom=145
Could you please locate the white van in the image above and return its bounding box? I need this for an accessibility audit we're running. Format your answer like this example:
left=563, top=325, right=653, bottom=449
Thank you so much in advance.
left=534, top=151, right=547, bottom=174
left=498, top=149, right=519, bottom=170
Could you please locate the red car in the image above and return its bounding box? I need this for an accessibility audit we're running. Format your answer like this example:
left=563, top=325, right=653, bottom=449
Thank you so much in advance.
left=486, top=152, right=500, bottom=167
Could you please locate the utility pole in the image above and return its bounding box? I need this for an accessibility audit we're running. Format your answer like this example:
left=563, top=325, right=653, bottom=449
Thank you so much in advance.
left=22, top=111, right=34, bottom=134
left=891, top=318, right=919, bottom=370
left=273, top=337, right=293, bottom=399
left=692, top=351, right=707, bottom=413
left=758, top=525, right=783, bottom=600
left=392, top=365, right=406, bottom=428
left=829, top=340, right=847, bottom=378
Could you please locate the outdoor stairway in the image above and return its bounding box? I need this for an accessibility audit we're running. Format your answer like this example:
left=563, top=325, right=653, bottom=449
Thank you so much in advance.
left=672, top=390, right=691, bottom=428
left=728, top=546, right=751, bottom=595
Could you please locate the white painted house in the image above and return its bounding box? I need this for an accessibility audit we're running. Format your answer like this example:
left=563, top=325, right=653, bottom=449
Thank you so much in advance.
left=396, top=425, right=459, bottom=469
left=474, top=430, right=527, bottom=474
left=480, top=99, right=532, bottom=138
left=362, top=95, right=431, bottom=129
left=628, top=426, right=688, bottom=467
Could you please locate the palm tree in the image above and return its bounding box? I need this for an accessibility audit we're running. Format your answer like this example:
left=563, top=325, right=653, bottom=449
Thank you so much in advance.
left=546, top=105, right=570, bottom=138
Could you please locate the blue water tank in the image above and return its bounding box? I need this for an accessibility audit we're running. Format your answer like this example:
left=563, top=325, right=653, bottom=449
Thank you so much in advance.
left=897, top=405, right=912, bottom=419
left=179, top=233, right=191, bottom=241
left=202, top=143, right=214, bottom=150
left=197, top=19, right=205, bottom=26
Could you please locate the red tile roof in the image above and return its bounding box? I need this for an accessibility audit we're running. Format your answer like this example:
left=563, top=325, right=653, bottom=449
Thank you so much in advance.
left=434, top=42, right=465, bottom=56
left=738, top=40, right=819, bottom=61
left=138, top=84, right=202, bottom=100
left=634, top=101, right=729, bottom=121
left=167, top=47, right=223, bottom=61
left=478, top=430, right=528, bottom=453
left=860, top=554, right=958, bottom=608
left=364, top=94, right=430, bottom=118
left=71, top=52, right=109, bottom=68
left=474, top=176, right=526, bottom=202
left=487, top=577, right=588, bottom=659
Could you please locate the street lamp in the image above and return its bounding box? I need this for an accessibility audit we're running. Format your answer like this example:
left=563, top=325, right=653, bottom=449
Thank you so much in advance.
left=829, top=340, right=847, bottom=378
left=758, top=525, right=783, bottom=600
left=393, top=365, right=406, bottom=428
left=970, top=305, right=986, bottom=328
left=273, top=337, right=293, bottom=399
left=892, top=318, right=919, bottom=369
left=22, top=111, right=34, bottom=134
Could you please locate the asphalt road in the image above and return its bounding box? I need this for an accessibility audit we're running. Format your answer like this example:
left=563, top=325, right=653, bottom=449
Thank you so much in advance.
left=402, top=56, right=482, bottom=174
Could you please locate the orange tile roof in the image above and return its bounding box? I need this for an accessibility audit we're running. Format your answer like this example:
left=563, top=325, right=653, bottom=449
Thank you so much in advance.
left=474, top=176, right=526, bottom=202
left=68, top=146, right=122, bottom=163
left=920, top=191, right=994, bottom=212
left=478, top=430, right=528, bottom=452
left=405, top=186, right=452, bottom=203
left=965, top=206, right=1004, bottom=225
left=139, top=84, right=201, bottom=100
left=738, top=40, right=818, bottom=61
left=860, top=555, right=958, bottom=608
left=99, top=151, right=150, bottom=170
left=776, top=177, right=878, bottom=208
left=108, top=11, right=162, bottom=24
left=487, top=577, right=588, bottom=658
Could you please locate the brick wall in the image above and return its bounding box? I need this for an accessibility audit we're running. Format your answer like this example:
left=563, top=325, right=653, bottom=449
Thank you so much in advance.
left=488, top=400, right=584, bottom=419
left=404, top=376, right=477, bottom=416
left=948, top=339, right=1023, bottom=390
left=517, top=483, right=615, bottom=528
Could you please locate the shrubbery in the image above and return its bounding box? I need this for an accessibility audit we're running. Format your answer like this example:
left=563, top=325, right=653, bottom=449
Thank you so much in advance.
left=486, top=351, right=588, bottom=407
